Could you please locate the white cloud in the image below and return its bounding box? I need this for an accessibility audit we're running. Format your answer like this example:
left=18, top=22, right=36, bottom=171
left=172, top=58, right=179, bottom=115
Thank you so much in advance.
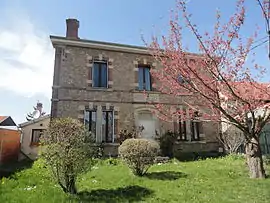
left=0, top=10, right=54, bottom=99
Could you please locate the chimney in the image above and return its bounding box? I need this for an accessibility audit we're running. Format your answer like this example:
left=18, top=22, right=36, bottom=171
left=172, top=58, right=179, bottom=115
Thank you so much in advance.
left=66, top=18, right=79, bottom=39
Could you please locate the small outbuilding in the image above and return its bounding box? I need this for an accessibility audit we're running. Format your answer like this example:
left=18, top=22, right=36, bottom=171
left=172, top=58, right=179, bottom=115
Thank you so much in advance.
left=0, top=116, right=20, bottom=165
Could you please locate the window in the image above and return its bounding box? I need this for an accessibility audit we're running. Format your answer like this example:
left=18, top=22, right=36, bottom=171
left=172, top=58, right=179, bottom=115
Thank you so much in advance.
left=177, top=74, right=185, bottom=84
left=191, top=121, right=200, bottom=141
left=191, top=111, right=200, bottom=141
left=178, top=115, right=187, bottom=140
left=102, top=111, right=114, bottom=143
left=31, top=129, right=44, bottom=145
left=93, top=61, right=108, bottom=88
left=84, top=111, right=97, bottom=136
left=138, top=66, right=152, bottom=91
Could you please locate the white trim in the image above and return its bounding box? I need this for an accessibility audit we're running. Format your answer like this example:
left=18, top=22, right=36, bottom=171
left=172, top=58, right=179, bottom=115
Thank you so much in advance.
left=98, top=54, right=103, bottom=60
left=83, top=110, right=86, bottom=126
left=87, top=55, right=93, bottom=61
left=78, top=105, right=85, bottom=111
left=78, top=114, right=84, bottom=119
left=152, top=62, right=157, bottom=67
left=106, top=103, right=110, bottom=110
left=51, top=37, right=150, bottom=54
left=86, top=63, right=92, bottom=68
left=89, top=102, right=94, bottom=109
left=112, top=111, right=115, bottom=143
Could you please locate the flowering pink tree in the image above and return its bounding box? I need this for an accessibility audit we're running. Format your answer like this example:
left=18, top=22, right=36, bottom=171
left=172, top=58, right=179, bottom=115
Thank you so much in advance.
left=149, top=0, right=270, bottom=178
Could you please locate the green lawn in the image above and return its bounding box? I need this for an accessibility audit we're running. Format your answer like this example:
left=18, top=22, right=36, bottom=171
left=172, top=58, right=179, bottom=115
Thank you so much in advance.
left=1, top=156, right=270, bottom=203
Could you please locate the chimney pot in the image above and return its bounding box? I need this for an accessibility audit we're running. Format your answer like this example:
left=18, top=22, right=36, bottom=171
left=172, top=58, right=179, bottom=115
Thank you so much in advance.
left=66, top=18, right=79, bottom=39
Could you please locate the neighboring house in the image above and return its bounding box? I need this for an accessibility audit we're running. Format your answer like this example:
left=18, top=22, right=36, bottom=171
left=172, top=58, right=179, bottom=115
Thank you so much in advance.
left=0, top=116, right=20, bottom=165
left=220, top=82, right=270, bottom=154
left=19, top=115, right=50, bottom=160
left=49, top=19, right=221, bottom=156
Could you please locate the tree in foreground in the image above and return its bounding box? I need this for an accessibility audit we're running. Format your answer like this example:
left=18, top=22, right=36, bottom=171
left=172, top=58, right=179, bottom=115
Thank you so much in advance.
left=148, top=0, right=270, bottom=178
left=40, top=118, right=95, bottom=194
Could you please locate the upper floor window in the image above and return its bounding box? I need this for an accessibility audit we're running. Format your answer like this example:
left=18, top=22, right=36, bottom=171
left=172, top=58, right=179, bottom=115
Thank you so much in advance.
left=138, top=66, right=152, bottom=91
left=93, top=61, right=108, bottom=88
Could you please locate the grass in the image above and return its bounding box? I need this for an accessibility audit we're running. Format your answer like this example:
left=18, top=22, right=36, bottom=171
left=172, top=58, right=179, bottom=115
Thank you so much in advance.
left=1, top=155, right=270, bottom=203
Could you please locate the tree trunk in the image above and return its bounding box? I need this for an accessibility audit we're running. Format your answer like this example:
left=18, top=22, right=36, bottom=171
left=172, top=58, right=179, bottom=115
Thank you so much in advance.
left=66, top=176, right=77, bottom=194
left=245, top=137, right=266, bottom=179
left=63, top=170, right=77, bottom=194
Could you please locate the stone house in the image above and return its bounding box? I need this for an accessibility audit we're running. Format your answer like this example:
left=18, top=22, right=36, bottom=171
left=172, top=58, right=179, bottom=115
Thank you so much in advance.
left=49, top=19, right=220, bottom=156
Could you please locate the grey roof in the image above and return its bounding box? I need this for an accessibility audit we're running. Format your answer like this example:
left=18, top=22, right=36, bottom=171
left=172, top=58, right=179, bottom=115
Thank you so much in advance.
left=19, top=114, right=50, bottom=128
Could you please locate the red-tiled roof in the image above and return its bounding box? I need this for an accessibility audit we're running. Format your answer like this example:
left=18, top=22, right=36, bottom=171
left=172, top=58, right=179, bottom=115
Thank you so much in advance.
left=0, top=116, right=16, bottom=126
left=0, top=116, right=8, bottom=123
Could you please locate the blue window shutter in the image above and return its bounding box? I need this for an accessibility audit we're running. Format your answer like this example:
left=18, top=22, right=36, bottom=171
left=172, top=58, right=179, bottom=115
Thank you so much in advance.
left=92, top=62, right=108, bottom=88
left=138, top=67, right=144, bottom=90
left=145, top=68, right=151, bottom=91
left=101, top=63, right=108, bottom=87
left=93, top=63, right=99, bottom=87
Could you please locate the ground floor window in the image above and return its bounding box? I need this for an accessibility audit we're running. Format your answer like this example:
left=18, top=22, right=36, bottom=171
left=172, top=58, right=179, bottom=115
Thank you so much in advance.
left=31, top=129, right=44, bottom=145
left=102, top=111, right=114, bottom=143
left=84, top=109, right=114, bottom=143
left=178, top=115, right=187, bottom=140
left=84, top=110, right=97, bottom=138
left=191, top=121, right=200, bottom=141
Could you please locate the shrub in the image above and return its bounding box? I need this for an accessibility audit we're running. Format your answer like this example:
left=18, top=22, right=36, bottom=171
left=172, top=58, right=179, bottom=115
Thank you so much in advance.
left=263, top=155, right=270, bottom=165
left=226, top=153, right=245, bottom=160
left=40, top=117, right=96, bottom=194
left=119, top=138, right=160, bottom=176
left=118, top=128, right=136, bottom=144
left=158, top=131, right=178, bottom=158
left=104, top=158, right=120, bottom=166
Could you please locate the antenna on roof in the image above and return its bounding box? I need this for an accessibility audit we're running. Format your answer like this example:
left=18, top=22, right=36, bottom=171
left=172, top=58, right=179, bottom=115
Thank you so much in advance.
left=26, top=101, right=46, bottom=121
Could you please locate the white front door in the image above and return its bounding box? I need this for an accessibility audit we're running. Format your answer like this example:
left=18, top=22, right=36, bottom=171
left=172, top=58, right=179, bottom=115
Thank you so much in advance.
left=138, top=118, right=156, bottom=140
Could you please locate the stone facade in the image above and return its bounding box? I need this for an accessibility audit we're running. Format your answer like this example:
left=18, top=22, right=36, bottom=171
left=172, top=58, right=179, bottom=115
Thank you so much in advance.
left=50, top=19, right=221, bottom=155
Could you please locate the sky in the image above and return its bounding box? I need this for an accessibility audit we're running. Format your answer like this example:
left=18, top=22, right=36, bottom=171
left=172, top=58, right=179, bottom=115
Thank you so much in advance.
left=0, top=0, right=269, bottom=124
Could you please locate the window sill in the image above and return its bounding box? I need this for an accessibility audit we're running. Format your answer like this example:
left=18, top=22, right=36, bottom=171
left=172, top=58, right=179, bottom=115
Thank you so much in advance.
left=176, top=139, right=189, bottom=142
left=86, top=87, right=113, bottom=91
left=175, top=141, right=206, bottom=144
left=103, top=143, right=120, bottom=146
left=30, top=143, right=40, bottom=147
left=133, top=90, right=160, bottom=94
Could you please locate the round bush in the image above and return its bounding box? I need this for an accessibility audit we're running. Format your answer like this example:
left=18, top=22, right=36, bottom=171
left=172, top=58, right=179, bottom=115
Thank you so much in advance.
left=119, top=138, right=160, bottom=176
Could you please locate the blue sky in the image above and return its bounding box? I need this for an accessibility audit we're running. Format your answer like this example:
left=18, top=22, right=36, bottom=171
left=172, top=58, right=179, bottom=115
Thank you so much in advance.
left=0, top=0, right=269, bottom=124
